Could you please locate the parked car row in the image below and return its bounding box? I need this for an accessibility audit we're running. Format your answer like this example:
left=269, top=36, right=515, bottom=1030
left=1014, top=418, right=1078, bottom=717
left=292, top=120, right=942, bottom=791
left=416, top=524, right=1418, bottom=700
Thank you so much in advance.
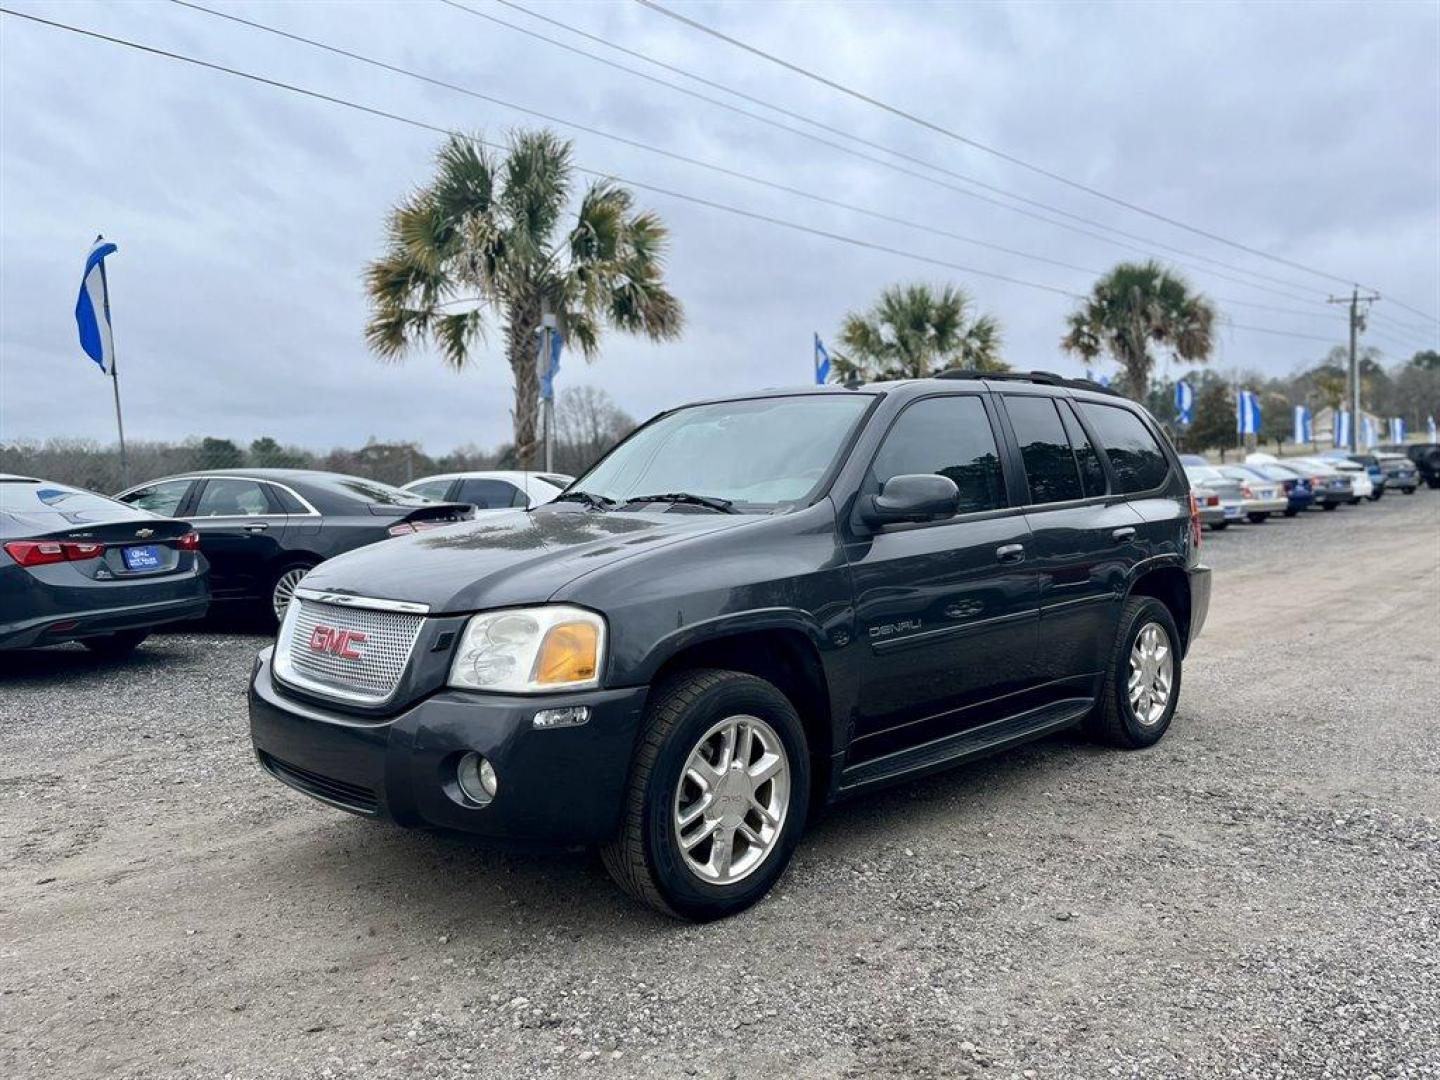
left=1178, top=445, right=1427, bottom=534
left=1, top=469, right=573, bottom=653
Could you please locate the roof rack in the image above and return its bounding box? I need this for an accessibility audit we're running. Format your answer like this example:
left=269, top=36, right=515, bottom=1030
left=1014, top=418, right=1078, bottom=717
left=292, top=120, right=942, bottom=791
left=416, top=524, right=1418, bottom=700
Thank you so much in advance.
left=934, top=369, right=1118, bottom=395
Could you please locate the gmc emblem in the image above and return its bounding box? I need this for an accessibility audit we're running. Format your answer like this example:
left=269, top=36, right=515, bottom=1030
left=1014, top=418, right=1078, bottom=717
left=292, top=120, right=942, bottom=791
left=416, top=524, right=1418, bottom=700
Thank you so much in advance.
left=308, top=625, right=367, bottom=660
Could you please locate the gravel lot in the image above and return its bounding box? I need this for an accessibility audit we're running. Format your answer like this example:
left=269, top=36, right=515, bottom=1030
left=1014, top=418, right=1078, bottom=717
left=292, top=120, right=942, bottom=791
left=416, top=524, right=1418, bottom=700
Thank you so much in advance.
left=3, top=493, right=1437, bottom=1079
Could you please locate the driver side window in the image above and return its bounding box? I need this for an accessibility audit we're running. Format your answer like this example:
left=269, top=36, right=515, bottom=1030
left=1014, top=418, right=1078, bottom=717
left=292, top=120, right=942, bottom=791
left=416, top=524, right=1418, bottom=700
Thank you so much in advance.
left=872, top=396, right=1006, bottom=515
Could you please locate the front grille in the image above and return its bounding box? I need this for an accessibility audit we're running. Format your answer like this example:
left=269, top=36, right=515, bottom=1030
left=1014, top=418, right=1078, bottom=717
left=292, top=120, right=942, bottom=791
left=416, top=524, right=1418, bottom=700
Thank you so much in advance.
left=259, top=751, right=379, bottom=815
left=276, top=596, right=424, bottom=705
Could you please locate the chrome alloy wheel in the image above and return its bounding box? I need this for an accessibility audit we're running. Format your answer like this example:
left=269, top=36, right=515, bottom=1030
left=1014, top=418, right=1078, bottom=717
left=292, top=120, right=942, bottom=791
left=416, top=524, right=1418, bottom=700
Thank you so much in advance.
left=673, top=714, right=790, bottom=886
left=1128, top=621, right=1173, bottom=726
left=271, top=567, right=310, bottom=622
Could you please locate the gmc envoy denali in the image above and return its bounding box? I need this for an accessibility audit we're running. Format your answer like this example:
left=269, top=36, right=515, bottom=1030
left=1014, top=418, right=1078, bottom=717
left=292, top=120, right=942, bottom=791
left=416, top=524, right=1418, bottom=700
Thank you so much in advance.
left=249, top=372, right=1211, bottom=920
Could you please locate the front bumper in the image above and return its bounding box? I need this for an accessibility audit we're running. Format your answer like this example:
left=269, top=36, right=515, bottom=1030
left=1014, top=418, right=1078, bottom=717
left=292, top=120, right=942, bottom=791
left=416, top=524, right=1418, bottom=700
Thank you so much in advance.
left=248, top=647, right=648, bottom=844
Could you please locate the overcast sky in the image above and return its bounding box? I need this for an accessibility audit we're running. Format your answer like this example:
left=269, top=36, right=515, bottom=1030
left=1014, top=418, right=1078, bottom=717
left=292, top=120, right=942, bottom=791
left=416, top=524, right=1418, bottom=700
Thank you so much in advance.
left=2, top=0, right=1437, bottom=456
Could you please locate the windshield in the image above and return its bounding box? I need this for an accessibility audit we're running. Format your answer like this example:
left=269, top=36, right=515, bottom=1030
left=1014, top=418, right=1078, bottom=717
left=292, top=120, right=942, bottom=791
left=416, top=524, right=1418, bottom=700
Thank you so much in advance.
left=573, top=394, right=874, bottom=509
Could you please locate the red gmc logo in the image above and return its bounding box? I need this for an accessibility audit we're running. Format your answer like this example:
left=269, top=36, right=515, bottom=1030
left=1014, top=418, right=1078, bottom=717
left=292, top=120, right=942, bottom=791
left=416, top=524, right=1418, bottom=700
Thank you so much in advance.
left=308, top=625, right=367, bottom=660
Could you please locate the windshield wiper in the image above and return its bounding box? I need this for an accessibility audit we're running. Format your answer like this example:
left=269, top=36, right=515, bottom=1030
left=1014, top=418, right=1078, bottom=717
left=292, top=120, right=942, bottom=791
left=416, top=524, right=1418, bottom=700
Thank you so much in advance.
left=551, top=490, right=617, bottom=510
left=622, top=492, right=738, bottom=514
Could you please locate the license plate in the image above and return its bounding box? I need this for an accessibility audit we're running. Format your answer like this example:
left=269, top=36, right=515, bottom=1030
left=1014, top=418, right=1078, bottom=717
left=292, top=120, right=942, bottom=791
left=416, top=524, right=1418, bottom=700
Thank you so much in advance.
left=1224, top=506, right=1242, bottom=518
left=122, top=544, right=163, bottom=571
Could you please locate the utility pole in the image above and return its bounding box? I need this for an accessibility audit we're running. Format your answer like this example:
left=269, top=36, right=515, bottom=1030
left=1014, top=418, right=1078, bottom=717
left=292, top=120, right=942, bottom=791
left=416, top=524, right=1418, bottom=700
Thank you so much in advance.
left=1327, top=289, right=1380, bottom=452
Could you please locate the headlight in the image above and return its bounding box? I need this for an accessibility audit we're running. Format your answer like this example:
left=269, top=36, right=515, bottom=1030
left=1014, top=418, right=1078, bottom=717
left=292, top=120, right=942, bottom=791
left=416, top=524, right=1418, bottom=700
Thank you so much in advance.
left=448, top=605, right=606, bottom=693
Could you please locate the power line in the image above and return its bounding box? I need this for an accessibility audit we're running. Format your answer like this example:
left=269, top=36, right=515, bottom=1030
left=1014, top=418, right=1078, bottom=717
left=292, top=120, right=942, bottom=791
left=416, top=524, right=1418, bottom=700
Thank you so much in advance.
left=441, top=0, right=1339, bottom=309
left=0, top=7, right=1083, bottom=302
left=0, top=6, right=1390, bottom=357
left=636, top=0, right=1440, bottom=324
left=166, top=0, right=1105, bottom=281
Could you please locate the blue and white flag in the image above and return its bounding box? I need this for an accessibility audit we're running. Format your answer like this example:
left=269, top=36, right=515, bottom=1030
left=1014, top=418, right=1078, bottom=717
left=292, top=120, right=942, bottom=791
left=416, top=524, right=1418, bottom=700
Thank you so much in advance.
left=1174, top=381, right=1193, bottom=425
left=539, top=328, right=562, bottom=401
left=1429, top=415, right=1437, bottom=444
left=75, top=235, right=118, bottom=373
left=1334, top=408, right=1351, bottom=448
left=1236, top=390, right=1260, bottom=436
left=1361, top=415, right=1378, bottom=448
left=1388, top=417, right=1405, bottom=444
left=1293, top=404, right=1312, bottom=445
left=814, top=333, right=831, bottom=385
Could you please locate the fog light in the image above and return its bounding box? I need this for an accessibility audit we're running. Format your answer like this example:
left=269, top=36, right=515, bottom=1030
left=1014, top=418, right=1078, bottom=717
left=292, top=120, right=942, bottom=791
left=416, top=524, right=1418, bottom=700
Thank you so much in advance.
left=533, top=705, right=590, bottom=730
left=456, top=752, right=498, bottom=804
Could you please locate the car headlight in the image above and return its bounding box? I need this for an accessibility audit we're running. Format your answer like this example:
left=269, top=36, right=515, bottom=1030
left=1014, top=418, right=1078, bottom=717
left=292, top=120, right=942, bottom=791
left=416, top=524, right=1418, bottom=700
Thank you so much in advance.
left=448, top=605, right=606, bottom=693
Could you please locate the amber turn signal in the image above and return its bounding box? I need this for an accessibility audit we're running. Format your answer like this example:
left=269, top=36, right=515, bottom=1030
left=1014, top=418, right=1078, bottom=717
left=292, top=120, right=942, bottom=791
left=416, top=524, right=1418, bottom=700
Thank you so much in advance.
left=534, top=621, right=600, bottom=685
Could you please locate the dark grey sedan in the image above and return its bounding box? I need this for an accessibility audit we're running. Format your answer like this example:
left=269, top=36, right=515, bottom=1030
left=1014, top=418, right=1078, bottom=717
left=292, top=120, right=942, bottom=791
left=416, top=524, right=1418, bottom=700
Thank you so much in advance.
left=116, top=470, right=472, bottom=624
left=1, top=474, right=209, bottom=655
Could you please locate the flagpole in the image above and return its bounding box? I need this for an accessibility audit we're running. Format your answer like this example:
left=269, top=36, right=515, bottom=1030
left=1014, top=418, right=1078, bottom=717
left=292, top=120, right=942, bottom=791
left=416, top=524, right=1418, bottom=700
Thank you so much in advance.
left=99, top=256, right=130, bottom=488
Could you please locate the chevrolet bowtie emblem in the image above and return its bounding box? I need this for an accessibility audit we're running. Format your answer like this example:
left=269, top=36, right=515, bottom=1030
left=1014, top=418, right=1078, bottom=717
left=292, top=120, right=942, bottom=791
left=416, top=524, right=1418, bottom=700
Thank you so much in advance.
left=135, top=528, right=154, bottom=538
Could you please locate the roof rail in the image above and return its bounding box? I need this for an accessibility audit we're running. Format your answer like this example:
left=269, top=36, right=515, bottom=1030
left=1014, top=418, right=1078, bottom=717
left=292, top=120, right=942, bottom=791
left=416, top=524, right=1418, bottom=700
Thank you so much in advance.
left=934, top=369, right=1118, bottom=395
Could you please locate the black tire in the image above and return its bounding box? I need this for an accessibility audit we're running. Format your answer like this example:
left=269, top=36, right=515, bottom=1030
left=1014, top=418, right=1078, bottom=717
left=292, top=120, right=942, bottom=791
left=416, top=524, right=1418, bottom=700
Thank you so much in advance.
left=1086, top=596, right=1182, bottom=750
left=1368, top=493, right=1383, bottom=502
left=82, top=630, right=149, bottom=659
left=267, top=560, right=318, bottom=627
left=1283, top=508, right=1298, bottom=518
left=1323, top=502, right=1338, bottom=511
left=1246, top=512, right=1268, bottom=523
left=601, top=669, right=810, bottom=921
left=1404, top=487, right=1416, bottom=495
left=1210, top=521, right=1229, bottom=531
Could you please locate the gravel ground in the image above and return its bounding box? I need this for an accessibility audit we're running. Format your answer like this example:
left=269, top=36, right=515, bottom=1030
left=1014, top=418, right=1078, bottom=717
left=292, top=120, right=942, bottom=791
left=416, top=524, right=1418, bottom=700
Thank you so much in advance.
left=2, top=493, right=1437, bottom=1079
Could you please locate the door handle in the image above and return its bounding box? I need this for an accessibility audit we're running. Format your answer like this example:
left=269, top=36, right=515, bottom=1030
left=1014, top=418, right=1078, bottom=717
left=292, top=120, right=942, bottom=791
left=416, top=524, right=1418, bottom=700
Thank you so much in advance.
left=1111, top=526, right=1136, bottom=543
left=244, top=522, right=270, bottom=533
left=995, top=543, right=1025, bottom=563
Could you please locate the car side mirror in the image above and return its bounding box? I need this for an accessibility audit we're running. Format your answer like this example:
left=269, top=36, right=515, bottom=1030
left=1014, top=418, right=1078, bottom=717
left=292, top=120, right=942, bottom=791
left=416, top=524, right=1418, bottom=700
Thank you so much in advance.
left=859, top=473, right=960, bottom=526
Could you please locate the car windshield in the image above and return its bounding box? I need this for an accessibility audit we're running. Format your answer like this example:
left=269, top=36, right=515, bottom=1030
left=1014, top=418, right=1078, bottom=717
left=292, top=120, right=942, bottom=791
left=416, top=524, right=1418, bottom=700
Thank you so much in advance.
left=572, top=393, right=874, bottom=510
left=307, top=475, right=438, bottom=506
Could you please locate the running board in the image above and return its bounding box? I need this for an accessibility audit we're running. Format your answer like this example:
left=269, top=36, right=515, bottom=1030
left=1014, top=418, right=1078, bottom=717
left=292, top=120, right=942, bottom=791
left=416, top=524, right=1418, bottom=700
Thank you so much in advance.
left=837, top=697, right=1094, bottom=794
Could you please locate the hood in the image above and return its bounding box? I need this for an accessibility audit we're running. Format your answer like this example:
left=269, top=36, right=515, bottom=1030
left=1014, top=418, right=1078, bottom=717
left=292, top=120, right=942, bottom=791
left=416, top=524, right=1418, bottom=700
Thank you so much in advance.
left=296, top=507, right=759, bottom=613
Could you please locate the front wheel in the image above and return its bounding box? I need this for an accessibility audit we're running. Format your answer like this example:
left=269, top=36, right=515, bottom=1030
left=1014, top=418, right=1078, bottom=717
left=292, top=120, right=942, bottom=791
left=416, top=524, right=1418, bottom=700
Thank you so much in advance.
left=601, top=669, right=810, bottom=921
left=1086, top=596, right=1182, bottom=749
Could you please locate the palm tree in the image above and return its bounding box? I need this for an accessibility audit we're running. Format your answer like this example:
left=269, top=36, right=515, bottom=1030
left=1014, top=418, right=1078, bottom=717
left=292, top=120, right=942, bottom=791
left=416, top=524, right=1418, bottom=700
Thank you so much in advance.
left=830, top=282, right=1006, bottom=382
left=1061, top=261, right=1215, bottom=400
left=365, top=130, right=683, bottom=465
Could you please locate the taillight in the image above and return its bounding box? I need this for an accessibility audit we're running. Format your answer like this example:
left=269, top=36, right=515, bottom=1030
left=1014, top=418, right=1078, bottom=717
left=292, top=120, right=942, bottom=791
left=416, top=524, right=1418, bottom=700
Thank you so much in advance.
left=3, top=540, right=105, bottom=567
left=1187, top=492, right=1202, bottom=549
left=1206, top=494, right=1220, bottom=506
left=176, top=531, right=201, bottom=551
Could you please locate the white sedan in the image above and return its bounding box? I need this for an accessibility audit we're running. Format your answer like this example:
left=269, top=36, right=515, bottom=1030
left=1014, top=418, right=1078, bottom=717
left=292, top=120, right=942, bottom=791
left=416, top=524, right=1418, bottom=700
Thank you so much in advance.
left=402, top=470, right=573, bottom=511
left=1321, top=459, right=1373, bottom=503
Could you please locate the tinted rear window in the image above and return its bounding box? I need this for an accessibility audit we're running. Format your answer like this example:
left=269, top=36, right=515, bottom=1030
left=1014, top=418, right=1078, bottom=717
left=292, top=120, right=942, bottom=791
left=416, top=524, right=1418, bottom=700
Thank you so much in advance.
left=0, top=482, right=134, bottom=516
left=1076, top=403, right=1170, bottom=493
left=305, top=476, right=435, bottom=506
left=1004, top=396, right=1084, bottom=505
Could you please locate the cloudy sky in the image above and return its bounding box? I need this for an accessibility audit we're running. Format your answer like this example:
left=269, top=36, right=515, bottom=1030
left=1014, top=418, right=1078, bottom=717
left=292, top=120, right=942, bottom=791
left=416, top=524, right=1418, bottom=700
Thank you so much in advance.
left=2, top=0, right=1436, bottom=456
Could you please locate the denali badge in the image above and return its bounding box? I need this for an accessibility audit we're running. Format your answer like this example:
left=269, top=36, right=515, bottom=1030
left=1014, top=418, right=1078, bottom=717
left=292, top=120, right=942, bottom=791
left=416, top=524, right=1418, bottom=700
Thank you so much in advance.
left=308, top=625, right=367, bottom=660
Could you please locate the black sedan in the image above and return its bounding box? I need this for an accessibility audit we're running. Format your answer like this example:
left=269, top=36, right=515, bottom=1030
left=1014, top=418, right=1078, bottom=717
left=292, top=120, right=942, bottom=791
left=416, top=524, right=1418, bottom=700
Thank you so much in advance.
left=1, top=473, right=209, bottom=655
left=116, top=469, right=471, bottom=623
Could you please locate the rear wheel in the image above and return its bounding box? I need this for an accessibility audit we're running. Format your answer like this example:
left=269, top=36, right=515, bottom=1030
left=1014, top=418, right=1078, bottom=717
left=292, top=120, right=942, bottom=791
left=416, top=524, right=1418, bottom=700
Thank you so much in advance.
left=1247, top=511, right=1268, bottom=523
left=1086, top=596, right=1181, bottom=750
left=1323, top=502, right=1338, bottom=511
left=601, top=669, right=809, bottom=921
left=1283, top=508, right=1298, bottom=517
left=269, top=561, right=317, bottom=625
left=1209, top=521, right=1229, bottom=531
left=82, top=630, right=149, bottom=659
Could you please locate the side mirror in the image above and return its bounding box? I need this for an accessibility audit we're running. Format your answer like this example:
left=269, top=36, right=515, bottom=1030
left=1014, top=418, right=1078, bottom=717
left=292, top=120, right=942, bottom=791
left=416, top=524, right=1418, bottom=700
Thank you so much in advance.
left=859, top=473, right=960, bottom=526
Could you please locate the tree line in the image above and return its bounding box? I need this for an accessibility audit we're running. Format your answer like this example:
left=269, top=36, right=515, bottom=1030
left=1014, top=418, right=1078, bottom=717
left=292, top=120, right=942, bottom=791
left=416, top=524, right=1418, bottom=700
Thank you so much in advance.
left=1, top=385, right=634, bottom=494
